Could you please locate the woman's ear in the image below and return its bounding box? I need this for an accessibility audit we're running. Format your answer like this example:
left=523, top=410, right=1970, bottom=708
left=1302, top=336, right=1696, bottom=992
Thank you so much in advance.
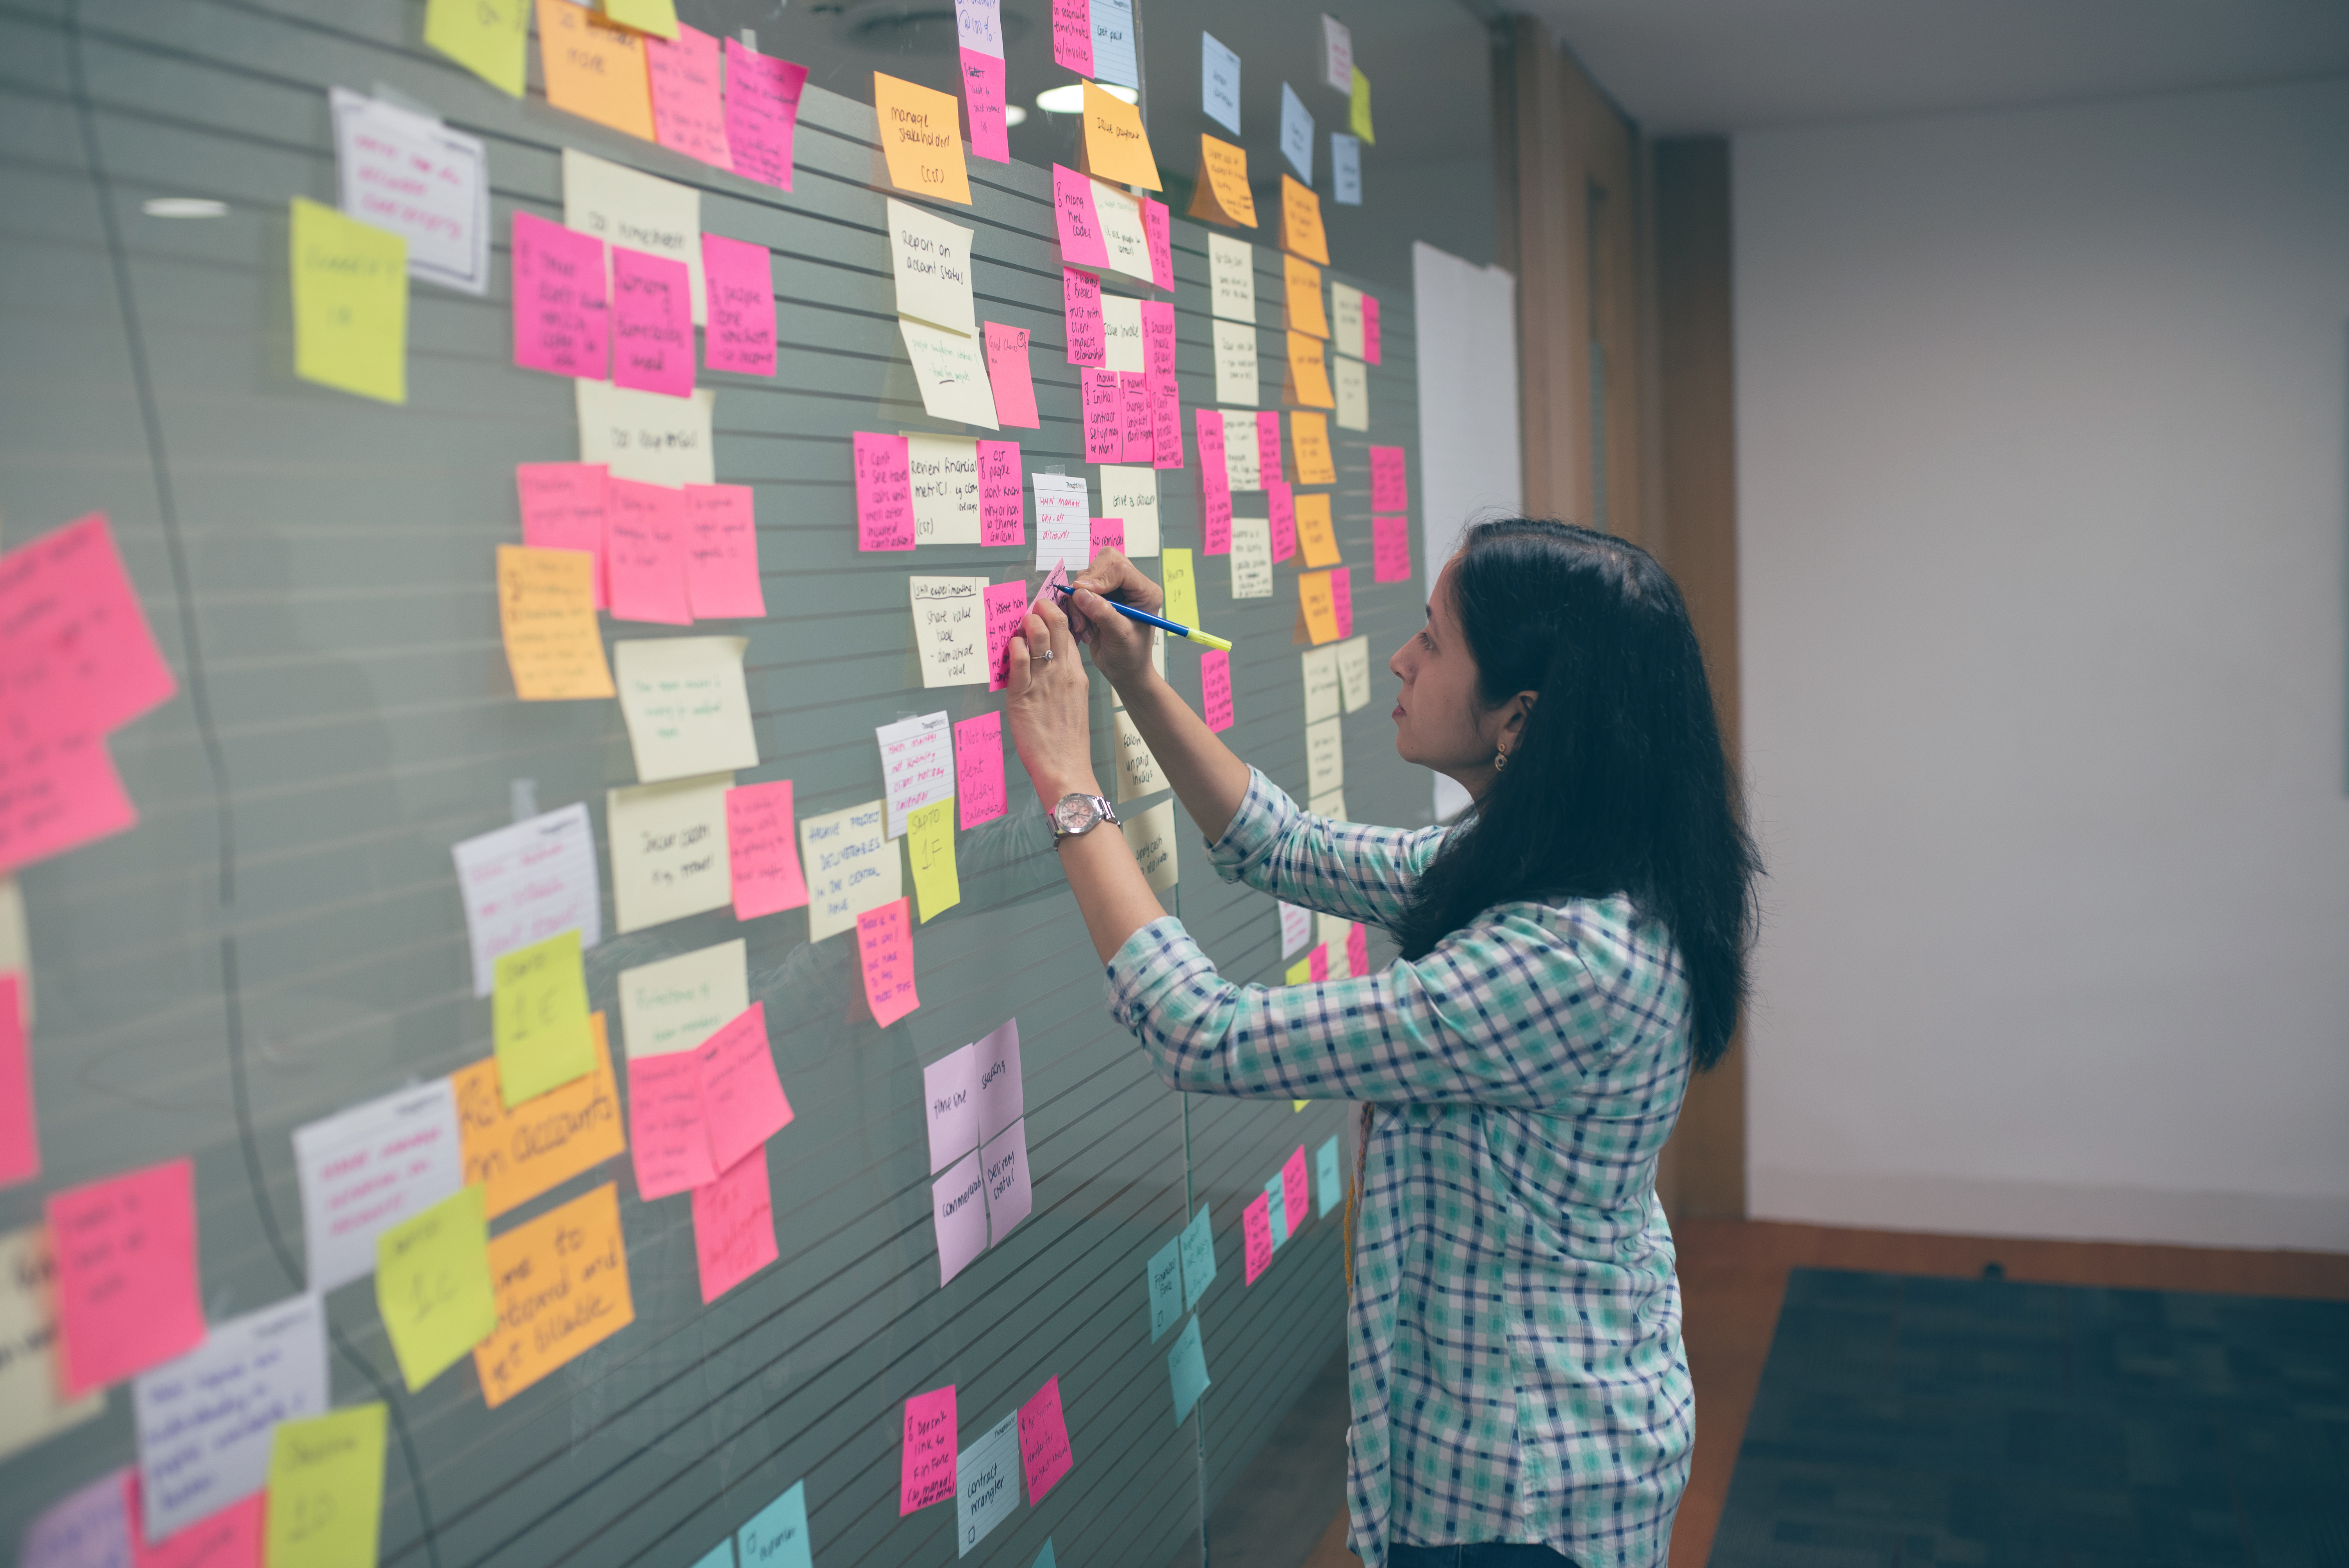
left=1500, top=690, right=1538, bottom=743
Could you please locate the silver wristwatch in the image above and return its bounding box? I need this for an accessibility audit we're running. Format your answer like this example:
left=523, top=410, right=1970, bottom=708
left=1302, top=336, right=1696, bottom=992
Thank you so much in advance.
left=1048, top=792, right=1119, bottom=843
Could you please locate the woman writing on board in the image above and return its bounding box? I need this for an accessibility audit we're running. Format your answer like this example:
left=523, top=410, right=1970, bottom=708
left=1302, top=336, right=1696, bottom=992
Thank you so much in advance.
left=1002, top=518, right=1757, bottom=1568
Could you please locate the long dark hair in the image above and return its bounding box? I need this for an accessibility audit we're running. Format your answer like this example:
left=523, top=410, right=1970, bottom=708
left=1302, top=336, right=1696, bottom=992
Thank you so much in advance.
left=1392, top=519, right=1759, bottom=1070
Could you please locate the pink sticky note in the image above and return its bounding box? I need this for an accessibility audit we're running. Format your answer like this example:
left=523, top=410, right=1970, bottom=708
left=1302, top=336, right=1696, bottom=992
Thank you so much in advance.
left=510, top=211, right=607, bottom=379
left=1053, top=165, right=1109, bottom=266
left=1149, top=375, right=1184, bottom=470
left=982, top=581, right=1028, bottom=693
left=1362, top=294, right=1382, bottom=364
left=1120, top=373, right=1153, bottom=465
left=46, top=1159, right=203, bottom=1396
left=612, top=247, right=695, bottom=398
left=981, top=1116, right=1032, bottom=1238
left=1241, top=1192, right=1273, bottom=1285
left=978, top=440, right=1026, bottom=544
left=932, top=1149, right=987, bottom=1286
left=692, top=1144, right=776, bottom=1304
left=696, top=1002, right=793, bottom=1172
left=702, top=233, right=777, bottom=377
left=515, top=463, right=609, bottom=608
left=1063, top=267, right=1105, bottom=367
left=955, top=710, right=1007, bottom=827
left=1281, top=1146, right=1309, bottom=1236
left=1050, top=0, right=1092, bottom=73
left=1347, top=923, right=1369, bottom=975
left=1018, top=1376, right=1076, bottom=1505
left=1080, top=367, right=1121, bottom=462
left=858, top=898, right=920, bottom=1028
left=961, top=48, right=1010, bottom=162
left=1199, top=649, right=1233, bottom=733
left=1142, top=199, right=1174, bottom=291
left=1194, top=411, right=1230, bottom=547
left=1370, top=446, right=1408, bottom=512
left=1139, top=301, right=1177, bottom=378
left=645, top=22, right=733, bottom=170
left=1269, top=488, right=1297, bottom=564
left=1308, top=943, right=1329, bottom=983
left=902, top=1385, right=960, bottom=1513
left=0, top=976, right=35, bottom=1187
left=1330, top=567, right=1354, bottom=638
left=629, top=1052, right=715, bottom=1201
left=982, top=325, right=1040, bottom=430
left=727, top=779, right=810, bottom=919
left=683, top=483, right=764, bottom=618
left=0, top=513, right=178, bottom=735
left=1374, top=515, right=1411, bottom=583
left=1255, top=412, right=1284, bottom=483
left=0, top=720, right=139, bottom=875
left=724, top=39, right=808, bottom=192
left=1090, top=517, right=1123, bottom=554
left=128, top=1477, right=264, bottom=1568
left=855, top=432, right=916, bottom=551
left=605, top=478, right=693, bottom=624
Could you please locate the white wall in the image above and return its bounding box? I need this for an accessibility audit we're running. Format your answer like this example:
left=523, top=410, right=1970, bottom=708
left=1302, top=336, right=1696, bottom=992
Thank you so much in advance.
left=1735, top=77, right=2349, bottom=1251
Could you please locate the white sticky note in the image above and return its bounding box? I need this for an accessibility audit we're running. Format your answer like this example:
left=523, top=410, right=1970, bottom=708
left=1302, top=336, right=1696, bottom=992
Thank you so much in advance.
left=1278, top=901, right=1312, bottom=959
left=887, top=198, right=979, bottom=337
left=1101, top=294, right=1145, bottom=373
left=1302, top=646, right=1340, bottom=722
left=577, top=381, right=717, bottom=486
left=1229, top=517, right=1272, bottom=598
left=1094, top=184, right=1153, bottom=283
left=1212, top=320, right=1257, bottom=407
left=330, top=88, right=489, bottom=294
left=617, top=939, right=748, bottom=1059
left=957, top=1410, right=1021, bottom=1557
left=1337, top=635, right=1372, bottom=712
left=902, top=318, right=1001, bottom=429
left=1089, top=0, right=1138, bottom=89
left=1201, top=32, right=1241, bottom=136
left=292, top=1080, right=464, bottom=1293
left=957, top=0, right=1003, bottom=53
left=971, top=1017, right=1023, bottom=1145
left=0, top=1226, right=103, bottom=1465
left=1331, top=282, right=1364, bottom=360
left=934, top=1148, right=988, bottom=1286
left=0, top=878, right=25, bottom=1025
left=451, top=802, right=601, bottom=999
left=563, top=146, right=705, bottom=323
left=981, top=1115, right=1032, bottom=1240
left=910, top=577, right=990, bottom=687
left=1278, top=83, right=1313, bottom=184
left=1310, top=787, right=1347, bottom=821
left=1032, top=473, right=1090, bottom=573
left=1120, top=799, right=1178, bottom=893
left=923, top=1042, right=980, bottom=1172
left=905, top=433, right=983, bottom=544
left=1220, top=411, right=1261, bottom=491
left=1317, top=910, right=1354, bottom=979
left=1112, top=709, right=1163, bottom=802
left=1321, top=14, right=1353, bottom=93
left=1208, top=234, right=1255, bottom=323
left=800, top=799, right=902, bottom=941
left=878, top=711, right=955, bottom=837
left=615, top=636, right=759, bottom=785
left=1096, top=466, right=1160, bottom=557
left=607, top=771, right=736, bottom=932
left=1331, top=133, right=1362, bottom=206
left=134, top=1294, right=328, bottom=1541
left=1306, top=715, right=1344, bottom=796
left=1335, top=353, right=1368, bottom=431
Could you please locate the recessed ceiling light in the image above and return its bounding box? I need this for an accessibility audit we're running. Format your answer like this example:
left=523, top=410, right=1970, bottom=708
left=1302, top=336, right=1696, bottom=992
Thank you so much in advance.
left=1034, top=82, right=1137, bottom=114
left=142, top=197, right=228, bottom=218
left=1004, top=104, right=1028, bottom=127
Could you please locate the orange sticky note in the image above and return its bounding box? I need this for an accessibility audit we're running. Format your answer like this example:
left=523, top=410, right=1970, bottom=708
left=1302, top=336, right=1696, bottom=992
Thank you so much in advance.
left=857, top=896, right=920, bottom=1027
left=1294, top=492, right=1340, bottom=567
left=538, top=0, right=656, bottom=141
left=1298, top=571, right=1342, bottom=645
left=473, top=1181, right=634, bottom=1409
left=453, top=1013, right=626, bottom=1221
left=1188, top=135, right=1256, bottom=229
left=1285, top=331, right=1336, bottom=410
left=1278, top=175, right=1328, bottom=265
left=1283, top=256, right=1328, bottom=339
left=873, top=73, right=972, bottom=206
left=1080, top=82, right=1160, bottom=191
left=1290, top=412, right=1336, bottom=485
left=497, top=545, right=615, bottom=701
left=48, top=1159, right=205, bottom=1396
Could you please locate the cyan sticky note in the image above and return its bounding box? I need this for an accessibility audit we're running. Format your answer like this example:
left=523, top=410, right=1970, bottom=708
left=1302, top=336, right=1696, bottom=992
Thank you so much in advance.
left=1168, top=1313, right=1211, bottom=1424
left=1147, top=1234, right=1182, bottom=1342
left=1034, top=1543, right=1057, bottom=1568
left=1264, top=1175, right=1288, bottom=1248
left=692, top=1543, right=736, bottom=1568
left=1179, top=1203, right=1215, bottom=1311
left=738, top=1479, right=811, bottom=1568
left=1317, top=1135, right=1342, bottom=1217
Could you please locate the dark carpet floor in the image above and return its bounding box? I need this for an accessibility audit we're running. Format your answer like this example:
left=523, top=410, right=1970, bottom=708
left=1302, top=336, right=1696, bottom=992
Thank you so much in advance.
left=1707, top=1267, right=2349, bottom=1566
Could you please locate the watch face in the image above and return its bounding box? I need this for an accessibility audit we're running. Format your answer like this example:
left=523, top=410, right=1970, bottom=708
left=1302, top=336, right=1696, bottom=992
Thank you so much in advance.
left=1052, top=795, right=1101, bottom=835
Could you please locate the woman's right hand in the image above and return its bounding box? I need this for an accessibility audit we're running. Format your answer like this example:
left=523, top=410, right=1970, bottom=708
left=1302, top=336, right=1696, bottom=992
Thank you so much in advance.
left=1069, top=548, right=1163, bottom=691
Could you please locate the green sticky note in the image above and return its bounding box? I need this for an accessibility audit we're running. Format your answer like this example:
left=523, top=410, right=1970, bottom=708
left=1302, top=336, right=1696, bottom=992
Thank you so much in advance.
left=423, top=0, right=529, bottom=96
left=603, top=0, right=679, bottom=38
left=1169, top=1313, right=1211, bottom=1424
left=492, top=928, right=595, bottom=1107
left=1317, top=1135, right=1342, bottom=1217
left=266, top=1402, right=389, bottom=1568
left=1034, top=1543, right=1057, bottom=1568
left=1348, top=68, right=1374, bottom=144
left=290, top=198, right=406, bottom=405
left=1146, top=1235, right=1182, bottom=1342
left=1179, top=1203, right=1215, bottom=1311
left=375, top=1184, right=495, bottom=1392
left=1265, top=1175, right=1288, bottom=1248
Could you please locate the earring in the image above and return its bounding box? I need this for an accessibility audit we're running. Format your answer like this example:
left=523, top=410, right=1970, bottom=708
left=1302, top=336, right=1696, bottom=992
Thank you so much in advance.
left=1493, top=747, right=1508, bottom=771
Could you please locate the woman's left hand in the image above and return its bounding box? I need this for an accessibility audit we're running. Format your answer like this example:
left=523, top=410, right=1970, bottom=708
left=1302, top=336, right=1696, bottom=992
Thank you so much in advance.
left=1004, top=589, right=1101, bottom=803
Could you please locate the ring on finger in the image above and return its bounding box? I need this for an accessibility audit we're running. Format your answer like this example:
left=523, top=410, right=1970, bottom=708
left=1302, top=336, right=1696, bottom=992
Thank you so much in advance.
left=1038, top=648, right=1055, bottom=664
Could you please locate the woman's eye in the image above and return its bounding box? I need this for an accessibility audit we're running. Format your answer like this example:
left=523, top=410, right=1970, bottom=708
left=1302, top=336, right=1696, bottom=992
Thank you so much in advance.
left=1418, top=631, right=1435, bottom=652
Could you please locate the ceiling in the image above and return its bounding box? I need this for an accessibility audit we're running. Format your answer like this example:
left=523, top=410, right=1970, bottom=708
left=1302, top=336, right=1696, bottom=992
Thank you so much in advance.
left=1512, top=0, right=2349, bottom=135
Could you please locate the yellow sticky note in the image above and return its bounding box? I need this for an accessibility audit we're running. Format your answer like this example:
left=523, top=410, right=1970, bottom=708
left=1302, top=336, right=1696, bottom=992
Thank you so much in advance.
left=600, top=0, right=677, bottom=39
left=1279, top=175, right=1330, bottom=265
left=454, top=1014, right=626, bottom=1221
left=1299, top=571, right=1342, bottom=645
left=474, top=1183, right=635, bottom=1409
left=498, top=545, right=614, bottom=701
left=1349, top=67, right=1374, bottom=144
left=906, top=799, right=960, bottom=923
left=1294, top=1099, right=1308, bottom=1111
left=1081, top=82, right=1161, bottom=191
left=424, top=0, right=528, bottom=96
left=1285, top=331, right=1337, bottom=410
left=1161, top=548, right=1199, bottom=631
left=492, top=929, right=595, bottom=1108
left=538, top=0, right=656, bottom=140
left=1290, top=413, right=1337, bottom=485
left=375, top=1185, right=495, bottom=1393
left=1284, top=957, right=1311, bottom=985
left=874, top=72, right=972, bottom=206
left=1295, top=492, right=1340, bottom=567
left=266, top=1403, right=388, bottom=1568
left=1188, top=135, right=1258, bottom=229
left=1283, top=256, right=1328, bottom=339
left=290, top=198, right=406, bottom=405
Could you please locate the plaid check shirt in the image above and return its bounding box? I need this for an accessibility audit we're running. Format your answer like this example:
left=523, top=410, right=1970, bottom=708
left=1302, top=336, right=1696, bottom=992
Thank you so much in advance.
left=1106, top=771, right=1695, bottom=1568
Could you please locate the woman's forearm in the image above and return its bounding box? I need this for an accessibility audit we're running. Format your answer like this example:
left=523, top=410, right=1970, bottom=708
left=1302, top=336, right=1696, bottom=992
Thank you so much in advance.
left=1108, top=667, right=1254, bottom=843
